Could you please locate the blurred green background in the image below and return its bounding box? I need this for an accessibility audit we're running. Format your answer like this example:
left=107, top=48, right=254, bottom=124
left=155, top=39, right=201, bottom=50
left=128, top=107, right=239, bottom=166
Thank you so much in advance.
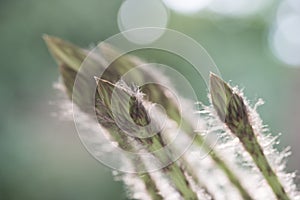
left=0, top=0, right=299, bottom=199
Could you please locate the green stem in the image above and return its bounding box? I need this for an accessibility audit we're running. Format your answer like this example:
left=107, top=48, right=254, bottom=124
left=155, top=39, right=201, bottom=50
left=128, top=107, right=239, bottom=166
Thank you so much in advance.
left=194, top=136, right=254, bottom=200
left=241, top=128, right=290, bottom=200
left=106, top=127, right=164, bottom=200
left=180, top=156, right=214, bottom=199
left=178, top=118, right=253, bottom=200
left=139, top=172, right=164, bottom=200
left=146, top=135, right=199, bottom=200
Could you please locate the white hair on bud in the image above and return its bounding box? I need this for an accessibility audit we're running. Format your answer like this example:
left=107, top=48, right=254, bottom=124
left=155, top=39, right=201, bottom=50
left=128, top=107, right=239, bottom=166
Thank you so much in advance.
left=198, top=83, right=300, bottom=200
left=53, top=72, right=300, bottom=200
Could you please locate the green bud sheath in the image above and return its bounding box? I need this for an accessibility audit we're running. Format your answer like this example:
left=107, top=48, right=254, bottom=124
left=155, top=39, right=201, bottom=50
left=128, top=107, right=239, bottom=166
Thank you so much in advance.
left=210, top=73, right=290, bottom=200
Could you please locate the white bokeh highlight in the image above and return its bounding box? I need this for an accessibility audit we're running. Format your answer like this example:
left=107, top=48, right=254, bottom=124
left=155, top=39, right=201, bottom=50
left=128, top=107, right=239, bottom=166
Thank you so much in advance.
left=117, top=0, right=169, bottom=45
left=270, top=0, right=300, bottom=67
left=163, top=0, right=212, bottom=14
left=208, top=0, right=271, bottom=17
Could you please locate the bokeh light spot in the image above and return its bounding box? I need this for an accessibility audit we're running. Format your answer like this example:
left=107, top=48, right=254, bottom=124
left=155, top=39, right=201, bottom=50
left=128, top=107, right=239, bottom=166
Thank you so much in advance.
left=270, top=0, right=300, bottom=67
left=117, top=0, right=169, bottom=45
left=208, top=0, right=271, bottom=17
left=163, top=0, right=212, bottom=14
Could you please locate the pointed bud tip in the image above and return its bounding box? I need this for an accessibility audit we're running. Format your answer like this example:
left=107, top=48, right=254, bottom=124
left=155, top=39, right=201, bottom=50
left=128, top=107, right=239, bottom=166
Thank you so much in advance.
left=209, top=73, right=233, bottom=122
left=209, top=73, right=225, bottom=88
left=42, top=34, right=50, bottom=42
left=95, top=77, right=116, bottom=88
left=43, top=34, right=63, bottom=48
left=43, top=35, right=67, bottom=63
left=209, top=73, right=231, bottom=93
left=94, top=76, right=100, bottom=83
left=43, top=35, right=86, bottom=72
left=209, top=72, right=218, bottom=79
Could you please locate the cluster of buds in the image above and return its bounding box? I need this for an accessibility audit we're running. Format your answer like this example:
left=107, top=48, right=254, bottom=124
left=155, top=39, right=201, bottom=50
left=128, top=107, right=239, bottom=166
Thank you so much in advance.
left=45, top=36, right=299, bottom=200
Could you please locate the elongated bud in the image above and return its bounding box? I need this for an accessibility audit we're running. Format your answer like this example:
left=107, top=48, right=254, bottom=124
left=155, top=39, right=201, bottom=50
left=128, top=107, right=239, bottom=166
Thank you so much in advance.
left=210, top=73, right=291, bottom=200
left=210, top=73, right=250, bottom=139
left=95, top=77, right=150, bottom=127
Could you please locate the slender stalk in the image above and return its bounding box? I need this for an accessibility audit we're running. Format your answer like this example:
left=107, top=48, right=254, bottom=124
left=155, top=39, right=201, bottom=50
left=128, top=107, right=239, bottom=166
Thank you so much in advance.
left=193, top=135, right=253, bottom=200
left=139, top=172, right=164, bottom=200
left=165, top=112, right=253, bottom=199
left=180, top=156, right=214, bottom=200
left=242, top=130, right=289, bottom=200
